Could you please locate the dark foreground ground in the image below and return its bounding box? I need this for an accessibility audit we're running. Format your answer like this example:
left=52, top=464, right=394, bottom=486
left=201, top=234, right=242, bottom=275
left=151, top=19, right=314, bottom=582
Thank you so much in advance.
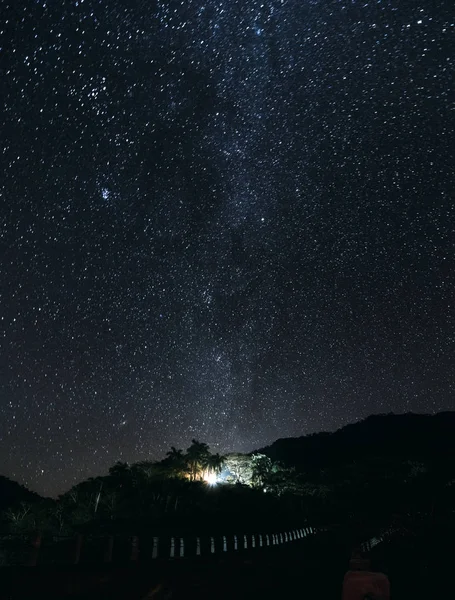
left=0, top=527, right=453, bottom=599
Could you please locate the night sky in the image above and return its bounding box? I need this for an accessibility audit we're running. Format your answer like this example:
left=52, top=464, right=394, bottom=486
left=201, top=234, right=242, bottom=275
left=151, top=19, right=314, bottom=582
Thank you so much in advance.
left=1, top=1, right=454, bottom=497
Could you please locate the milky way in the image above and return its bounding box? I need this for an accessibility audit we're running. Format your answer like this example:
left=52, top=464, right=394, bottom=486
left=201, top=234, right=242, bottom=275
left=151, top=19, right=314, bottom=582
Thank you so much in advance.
left=1, top=0, right=454, bottom=495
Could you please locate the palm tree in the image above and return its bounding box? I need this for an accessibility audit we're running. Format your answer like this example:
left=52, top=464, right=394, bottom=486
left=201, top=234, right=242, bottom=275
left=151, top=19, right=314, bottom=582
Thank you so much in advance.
left=133, top=461, right=160, bottom=481
left=205, top=453, right=226, bottom=480
left=186, top=440, right=211, bottom=481
left=167, top=447, right=185, bottom=461
left=160, top=447, right=188, bottom=479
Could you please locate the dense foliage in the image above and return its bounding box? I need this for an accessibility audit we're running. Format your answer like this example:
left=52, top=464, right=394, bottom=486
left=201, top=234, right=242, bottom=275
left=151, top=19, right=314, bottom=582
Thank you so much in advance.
left=1, top=413, right=454, bottom=539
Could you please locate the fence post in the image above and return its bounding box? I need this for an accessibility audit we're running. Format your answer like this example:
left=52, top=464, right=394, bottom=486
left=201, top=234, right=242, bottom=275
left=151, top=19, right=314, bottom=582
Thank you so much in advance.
left=244, top=534, right=248, bottom=549
left=152, top=537, right=158, bottom=559
left=234, top=535, right=238, bottom=550
left=130, top=536, right=139, bottom=561
left=259, top=534, right=263, bottom=547
left=266, top=534, right=270, bottom=546
left=27, top=533, right=42, bottom=566
left=284, top=532, right=288, bottom=543
left=223, top=536, right=227, bottom=552
left=196, top=537, right=201, bottom=556
left=252, top=535, right=256, bottom=548
left=280, top=533, right=284, bottom=544
left=170, top=537, right=175, bottom=558
left=72, top=534, right=83, bottom=565
left=180, top=538, right=184, bottom=558
left=210, top=537, right=215, bottom=554
left=104, top=535, right=114, bottom=563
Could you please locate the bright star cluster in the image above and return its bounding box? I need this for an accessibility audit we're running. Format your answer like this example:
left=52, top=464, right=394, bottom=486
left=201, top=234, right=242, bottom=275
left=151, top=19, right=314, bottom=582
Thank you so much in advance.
left=0, top=0, right=454, bottom=496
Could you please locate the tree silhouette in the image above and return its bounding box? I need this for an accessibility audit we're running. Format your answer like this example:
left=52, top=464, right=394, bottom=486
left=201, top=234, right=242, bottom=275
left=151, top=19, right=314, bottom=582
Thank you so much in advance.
left=186, top=440, right=211, bottom=481
left=251, top=454, right=273, bottom=488
left=161, top=447, right=188, bottom=479
left=205, top=453, right=226, bottom=479
left=109, top=461, right=130, bottom=485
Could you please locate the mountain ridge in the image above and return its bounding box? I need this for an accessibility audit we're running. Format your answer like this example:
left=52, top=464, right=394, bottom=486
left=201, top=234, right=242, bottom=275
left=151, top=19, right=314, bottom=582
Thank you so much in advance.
left=257, top=411, right=455, bottom=473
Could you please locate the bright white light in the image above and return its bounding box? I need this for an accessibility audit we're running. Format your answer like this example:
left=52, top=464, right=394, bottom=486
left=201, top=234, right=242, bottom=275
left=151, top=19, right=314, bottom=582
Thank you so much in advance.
left=204, top=473, right=217, bottom=486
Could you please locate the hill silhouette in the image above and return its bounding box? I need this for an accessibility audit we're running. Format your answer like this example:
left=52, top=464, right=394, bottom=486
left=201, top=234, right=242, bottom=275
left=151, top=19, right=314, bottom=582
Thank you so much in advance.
left=0, top=475, right=42, bottom=511
left=0, top=412, right=454, bottom=541
left=258, top=412, right=455, bottom=474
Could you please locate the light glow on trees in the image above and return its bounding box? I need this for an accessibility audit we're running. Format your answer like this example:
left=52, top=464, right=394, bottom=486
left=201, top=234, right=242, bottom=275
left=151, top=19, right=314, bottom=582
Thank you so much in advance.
left=204, top=472, right=218, bottom=486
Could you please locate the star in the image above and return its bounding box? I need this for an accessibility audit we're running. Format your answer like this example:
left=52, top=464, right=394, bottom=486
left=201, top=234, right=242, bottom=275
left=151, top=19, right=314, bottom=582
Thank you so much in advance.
left=0, top=0, right=453, bottom=497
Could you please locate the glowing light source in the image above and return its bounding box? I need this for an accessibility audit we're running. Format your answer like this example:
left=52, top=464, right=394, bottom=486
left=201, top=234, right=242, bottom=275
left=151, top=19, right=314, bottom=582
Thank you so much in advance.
left=204, top=472, right=218, bottom=485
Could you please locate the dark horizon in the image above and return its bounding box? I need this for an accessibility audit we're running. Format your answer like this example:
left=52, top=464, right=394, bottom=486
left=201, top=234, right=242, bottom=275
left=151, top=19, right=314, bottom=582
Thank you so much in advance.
left=3, top=408, right=452, bottom=498
left=1, top=0, right=454, bottom=498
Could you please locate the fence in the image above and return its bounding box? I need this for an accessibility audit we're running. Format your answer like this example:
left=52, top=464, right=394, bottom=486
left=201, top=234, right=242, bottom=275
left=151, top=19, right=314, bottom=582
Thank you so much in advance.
left=360, top=534, right=385, bottom=554
left=360, top=523, right=399, bottom=554
left=0, top=526, right=317, bottom=567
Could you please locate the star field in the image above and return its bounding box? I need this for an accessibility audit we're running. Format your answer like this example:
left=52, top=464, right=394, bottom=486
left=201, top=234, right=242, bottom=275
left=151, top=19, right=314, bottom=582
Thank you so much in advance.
left=1, top=0, right=454, bottom=496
